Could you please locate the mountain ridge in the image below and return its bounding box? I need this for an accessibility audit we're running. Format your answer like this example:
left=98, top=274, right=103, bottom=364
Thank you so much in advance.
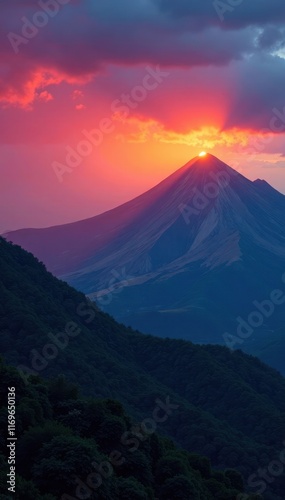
left=1, top=236, right=285, bottom=499
left=4, top=155, right=285, bottom=373
left=2, top=154, right=244, bottom=275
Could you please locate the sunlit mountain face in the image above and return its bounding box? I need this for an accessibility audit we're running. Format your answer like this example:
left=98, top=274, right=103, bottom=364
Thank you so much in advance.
left=6, top=154, right=285, bottom=374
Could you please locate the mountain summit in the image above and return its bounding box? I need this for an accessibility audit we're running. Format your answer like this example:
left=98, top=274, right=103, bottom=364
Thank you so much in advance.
left=5, top=153, right=285, bottom=281
left=5, top=155, right=285, bottom=372
left=3, top=154, right=252, bottom=276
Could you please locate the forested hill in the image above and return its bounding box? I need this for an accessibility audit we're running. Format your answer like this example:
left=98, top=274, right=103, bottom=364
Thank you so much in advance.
left=0, top=359, right=259, bottom=500
left=1, top=236, right=285, bottom=499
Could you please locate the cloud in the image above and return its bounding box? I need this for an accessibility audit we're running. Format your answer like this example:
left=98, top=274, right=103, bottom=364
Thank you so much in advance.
left=75, top=103, right=86, bottom=111
left=0, top=0, right=285, bottom=144
left=72, top=90, right=84, bottom=100
left=154, top=0, right=285, bottom=28
left=37, top=90, right=53, bottom=102
left=0, top=66, right=60, bottom=108
left=0, top=0, right=282, bottom=108
left=223, top=54, right=285, bottom=132
left=119, top=116, right=249, bottom=149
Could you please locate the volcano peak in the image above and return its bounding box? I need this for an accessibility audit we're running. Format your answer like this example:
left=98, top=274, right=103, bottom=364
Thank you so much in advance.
left=195, top=152, right=224, bottom=164
left=184, top=153, right=234, bottom=177
left=5, top=152, right=283, bottom=282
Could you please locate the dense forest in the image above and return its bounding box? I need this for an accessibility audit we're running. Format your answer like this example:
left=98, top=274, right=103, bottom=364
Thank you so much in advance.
left=0, top=237, right=285, bottom=499
left=0, top=359, right=261, bottom=500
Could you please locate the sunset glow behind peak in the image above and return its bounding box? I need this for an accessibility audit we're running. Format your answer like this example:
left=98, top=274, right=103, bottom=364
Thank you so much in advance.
left=0, top=0, right=285, bottom=233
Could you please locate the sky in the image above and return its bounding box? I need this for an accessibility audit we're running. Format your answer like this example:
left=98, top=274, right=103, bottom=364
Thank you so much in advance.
left=1, top=0, right=285, bottom=233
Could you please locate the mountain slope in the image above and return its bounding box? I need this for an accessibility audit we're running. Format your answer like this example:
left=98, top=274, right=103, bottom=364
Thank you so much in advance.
left=5, top=154, right=285, bottom=373
left=7, top=155, right=285, bottom=279
left=1, top=360, right=252, bottom=500
left=0, top=237, right=285, bottom=499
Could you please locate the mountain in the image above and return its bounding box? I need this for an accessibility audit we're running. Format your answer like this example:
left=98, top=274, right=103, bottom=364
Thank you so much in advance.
left=1, top=236, right=285, bottom=499
left=5, top=154, right=285, bottom=373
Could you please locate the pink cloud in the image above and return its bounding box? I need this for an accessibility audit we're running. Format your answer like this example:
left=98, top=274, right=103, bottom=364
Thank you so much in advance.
left=75, top=103, right=86, bottom=110
left=37, top=90, right=53, bottom=102
left=72, top=90, right=84, bottom=100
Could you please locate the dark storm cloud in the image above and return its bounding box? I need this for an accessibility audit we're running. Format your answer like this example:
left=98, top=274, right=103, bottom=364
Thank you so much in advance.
left=223, top=54, right=285, bottom=131
left=2, top=0, right=283, bottom=70
left=0, top=0, right=258, bottom=71
left=1, top=0, right=285, bottom=138
left=258, top=26, right=285, bottom=52
left=154, top=0, right=285, bottom=28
